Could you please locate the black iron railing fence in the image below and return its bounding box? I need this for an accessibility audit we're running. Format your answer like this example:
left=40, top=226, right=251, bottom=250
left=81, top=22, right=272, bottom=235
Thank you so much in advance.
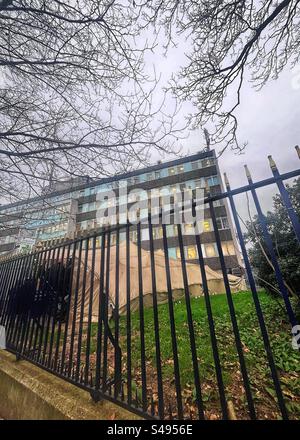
left=0, top=150, right=300, bottom=420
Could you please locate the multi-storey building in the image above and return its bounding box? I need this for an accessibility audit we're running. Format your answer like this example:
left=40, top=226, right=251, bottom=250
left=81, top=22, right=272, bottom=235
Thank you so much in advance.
left=0, top=149, right=243, bottom=273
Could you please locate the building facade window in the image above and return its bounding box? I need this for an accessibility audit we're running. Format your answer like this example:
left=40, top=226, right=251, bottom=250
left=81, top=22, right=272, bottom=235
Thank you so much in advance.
left=141, top=228, right=149, bottom=241
left=216, top=217, right=229, bottom=230
left=130, top=230, right=137, bottom=242
left=206, top=176, right=219, bottom=187
left=201, top=158, right=215, bottom=168
left=166, top=224, right=176, bottom=237
left=186, top=245, right=197, bottom=260
left=204, top=243, right=218, bottom=258
left=195, top=179, right=203, bottom=189
left=202, top=219, right=212, bottom=232
left=146, top=173, right=152, bottom=181
left=168, top=247, right=177, bottom=259
left=184, top=224, right=194, bottom=235
left=213, top=199, right=224, bottom=207
left=191, top=160, right=200, bottom=170
left=153, top=226, right=163, bottom=239
left=110, top=233, right=116, bottom=246
left=221, top=241, right=235, bottom=256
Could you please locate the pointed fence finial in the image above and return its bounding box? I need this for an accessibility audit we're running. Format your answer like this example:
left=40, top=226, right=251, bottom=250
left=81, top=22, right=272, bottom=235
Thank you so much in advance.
left=295, top=145, right=300, bottom=159
left=223, top=172, right=230, bottom=189
left=268, top=155, right=277, bottom=171
left=244, top=164, right=252, bottom=181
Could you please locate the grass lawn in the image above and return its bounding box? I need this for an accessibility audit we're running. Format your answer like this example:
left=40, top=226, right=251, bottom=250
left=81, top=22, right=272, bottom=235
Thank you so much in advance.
left=76, top=289, right=300, bottom=419
left=115, top=290, right=300, bottom=419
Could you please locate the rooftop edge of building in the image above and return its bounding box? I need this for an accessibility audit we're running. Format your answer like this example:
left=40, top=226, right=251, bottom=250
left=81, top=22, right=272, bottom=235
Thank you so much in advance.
left=0, top=149, right=214, bottom=212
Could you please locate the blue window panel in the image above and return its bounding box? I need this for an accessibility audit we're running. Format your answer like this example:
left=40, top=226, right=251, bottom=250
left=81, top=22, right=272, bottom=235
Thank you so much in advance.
left=185, top=179, right=196, bottom=189
left=140, top=208, right=148, bottom=220
left=166, top=224, right=175, bottom=237
left=191, top=160, right=200, bottom=170
left=207, top=176, right=219, bottom=186
left=141, top=228, right=150, bottom=241
left=168, top=247, right=177, bottom=259
left=120, top=231, right=126, bottom=242
left=97, top=183, right=111, bottom=193
left=184, top=162, right=192, bottom=172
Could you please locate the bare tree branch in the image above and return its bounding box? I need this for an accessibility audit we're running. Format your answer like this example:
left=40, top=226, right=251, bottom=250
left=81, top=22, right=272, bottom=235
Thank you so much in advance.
left=138, top=0, right=300, bottom=152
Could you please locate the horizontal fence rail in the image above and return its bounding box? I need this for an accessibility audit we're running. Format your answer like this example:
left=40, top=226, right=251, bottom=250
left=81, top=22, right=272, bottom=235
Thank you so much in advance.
left=0, top=151, right=300, bottom=420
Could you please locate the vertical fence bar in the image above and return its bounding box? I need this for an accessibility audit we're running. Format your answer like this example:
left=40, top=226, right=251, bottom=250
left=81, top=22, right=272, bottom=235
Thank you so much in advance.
left=84, top=235, right=97, bottom=385
left=28, top=247, right=49, bottom=360
left=11, top=252, right=34, bottom=349
left=20, top=249, right=44, bottom=357
left=6, top=255, right=28, bottom=345
left=244, top=166, right=298, bottom=328
left=1, top=258, right=15, bottom=332
left=34, top=246, right=53, bottom=362
left=47, top=244, right=66, bottom=368
left=41, top=245, right=62, bottom=366
left=268, top=154, right=300, bottom=243
left=28, top=248, right=48, bottom=353
left=209, top=198, right=256, bottom=419
left=0, top=260, right=7, bottom=293
left=114, top=226, right=121, bottom=398
left=102, top=230, right=111, bottom=391
left=40, top=248, right=60, bottom=366
left=8, top=258, right=23, bottom=347
left=75, top=237, right=90, bottom=382
left=137, top=220, right=147, bottom=412
left=224, top=173, right=288, bottom=419
left=126, top=222, right=132, bottom=405
left=177, top=223, right=204, bottom=420
left=68, top=239, right=83, bottom=376
left=162, top=223, right=183, bottom=419
left=60, top=242, right=77, bottom=374
left=0, top=260, right=10, bottom=308
left=0, top=260, right=9, bottom=325
left=33, top=246, right=54, bottom=361
left=2, top=258, right=19, bottom=343
left=54, top=241, right=72, bottom=371
left=17, top=251, right=38, bottom=354
left=193, top=216, right=228, bottom=419
left=148, top=216, right=164, bottom=419
left=12, top=255, right=30, bottom=351
left=95, top=232, right=106, bottom=395
left=1, top=258, right=17, bottom=329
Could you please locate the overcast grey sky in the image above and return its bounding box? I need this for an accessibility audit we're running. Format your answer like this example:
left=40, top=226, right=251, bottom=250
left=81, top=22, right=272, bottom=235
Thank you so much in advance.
left=144, top=33, right=300, bottom=221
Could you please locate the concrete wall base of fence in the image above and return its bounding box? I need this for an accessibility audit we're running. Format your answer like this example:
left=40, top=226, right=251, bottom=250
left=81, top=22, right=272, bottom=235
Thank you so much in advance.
left=0, top=350, right=142, bottom=420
